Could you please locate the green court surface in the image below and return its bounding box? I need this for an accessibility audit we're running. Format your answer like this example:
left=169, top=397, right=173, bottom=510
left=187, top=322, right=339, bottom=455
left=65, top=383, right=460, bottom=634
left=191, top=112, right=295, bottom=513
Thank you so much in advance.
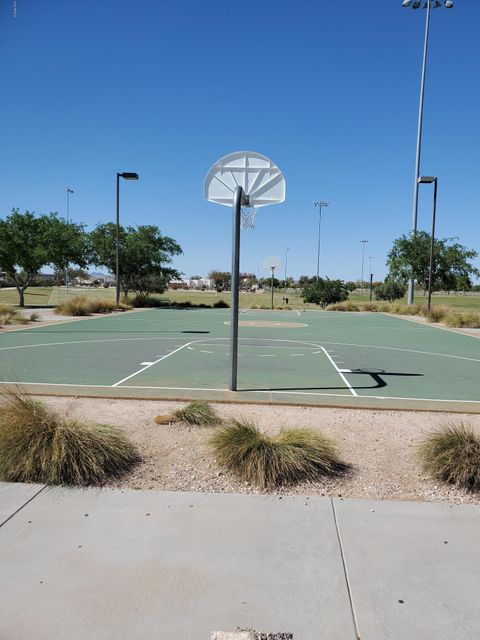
left=0, top=308, right=479, bottom=411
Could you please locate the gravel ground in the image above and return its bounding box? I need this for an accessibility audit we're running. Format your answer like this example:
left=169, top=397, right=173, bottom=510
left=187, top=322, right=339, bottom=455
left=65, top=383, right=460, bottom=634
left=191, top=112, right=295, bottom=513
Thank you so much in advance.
left=40, top=396, right=480, bottom=505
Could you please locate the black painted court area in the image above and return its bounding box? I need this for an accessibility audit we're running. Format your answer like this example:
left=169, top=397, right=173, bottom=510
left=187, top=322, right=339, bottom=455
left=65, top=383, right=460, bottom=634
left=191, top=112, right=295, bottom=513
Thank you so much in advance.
left=0, top=308, right=479, bottom=411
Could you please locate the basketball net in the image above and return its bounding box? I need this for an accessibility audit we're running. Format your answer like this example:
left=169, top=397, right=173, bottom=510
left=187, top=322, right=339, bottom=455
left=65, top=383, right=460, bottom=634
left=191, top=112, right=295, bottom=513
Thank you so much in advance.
left=240, top=206, right=257, bottom=230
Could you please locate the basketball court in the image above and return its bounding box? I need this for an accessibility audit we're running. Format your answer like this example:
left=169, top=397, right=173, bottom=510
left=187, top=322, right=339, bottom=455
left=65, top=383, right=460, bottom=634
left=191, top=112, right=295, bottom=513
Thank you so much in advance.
left=0, top=307, right=479, bottom=412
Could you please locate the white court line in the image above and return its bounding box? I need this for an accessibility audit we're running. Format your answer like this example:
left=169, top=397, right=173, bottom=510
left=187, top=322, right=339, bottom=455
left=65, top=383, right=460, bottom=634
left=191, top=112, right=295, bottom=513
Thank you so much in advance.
left=258, top=354, right=276, bottom=357
left=1, top=380, right=479, bottom=405
left=112, top=342, right=194, bottom=387
left=0, top=336, right=190, bottom=352
left=320, top=341, right=480, bottom=364
left=317, top=346, right=358, bottom=397
left=200, top=350, right=213, bottom=354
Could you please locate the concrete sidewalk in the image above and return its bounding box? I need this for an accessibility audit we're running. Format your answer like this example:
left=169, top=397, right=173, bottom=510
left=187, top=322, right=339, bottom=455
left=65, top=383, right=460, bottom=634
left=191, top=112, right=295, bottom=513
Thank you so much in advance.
left=1, top=483, right=479, bottom=640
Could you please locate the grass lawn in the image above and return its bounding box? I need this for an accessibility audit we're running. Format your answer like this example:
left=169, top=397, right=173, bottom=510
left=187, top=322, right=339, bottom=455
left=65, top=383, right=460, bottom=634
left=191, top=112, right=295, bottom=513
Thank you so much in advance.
left=1, top=285, right=480, bottom=312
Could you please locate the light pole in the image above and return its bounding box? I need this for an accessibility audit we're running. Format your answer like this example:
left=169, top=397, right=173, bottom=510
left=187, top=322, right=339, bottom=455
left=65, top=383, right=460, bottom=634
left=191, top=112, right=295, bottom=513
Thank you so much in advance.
left=313, top=201, right=329, bottom=280
left=359, top=240, right=369, bottom=291
left=418, top=176, right=438, bottom=312
left=65, top=188, right=74, bottom=293
left=368, top=256, right=374, bottom=301
left=116, top=172, right=139, bottom=306
left=402, top=0, right=453, bottom=304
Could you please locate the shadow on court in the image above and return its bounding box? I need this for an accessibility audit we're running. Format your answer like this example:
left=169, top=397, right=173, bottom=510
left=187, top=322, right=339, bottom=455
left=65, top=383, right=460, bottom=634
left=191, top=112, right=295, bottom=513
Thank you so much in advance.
left=242, top=370, right=423, bottom=392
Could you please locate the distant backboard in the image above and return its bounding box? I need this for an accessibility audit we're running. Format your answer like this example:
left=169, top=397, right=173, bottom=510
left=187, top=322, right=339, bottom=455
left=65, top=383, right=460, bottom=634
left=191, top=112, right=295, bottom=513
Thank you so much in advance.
left=204, top=151, right=286, bottom=208
left=263, top=256, right=282, bottom=270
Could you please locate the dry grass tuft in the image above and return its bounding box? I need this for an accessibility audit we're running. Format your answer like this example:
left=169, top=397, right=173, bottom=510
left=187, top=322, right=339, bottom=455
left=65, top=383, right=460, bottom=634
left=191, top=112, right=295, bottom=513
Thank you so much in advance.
left=55, top=295, right=91, bottom=316
left=418, top=422, right=480, bottom=491
left=173, top=400, right=222, bottom=427
left=327, top=301, right=361, bottom=312
left=426, top=305, right=450, bottom=323
left=444, top=312, right=480, bottom=329
left=0, top=304, right=32, bottom=326
left=210, top=420, right=347, bottom=489
left=0, top=388, right=139, bottom=486
left=55, top=296, right=128, bottom=316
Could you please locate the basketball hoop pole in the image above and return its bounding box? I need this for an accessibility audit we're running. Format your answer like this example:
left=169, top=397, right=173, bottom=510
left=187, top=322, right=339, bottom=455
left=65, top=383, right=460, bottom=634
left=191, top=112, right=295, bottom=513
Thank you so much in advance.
left=229, top=186, right=247, bottom=391
left=270, top=267, right=275, bottom=310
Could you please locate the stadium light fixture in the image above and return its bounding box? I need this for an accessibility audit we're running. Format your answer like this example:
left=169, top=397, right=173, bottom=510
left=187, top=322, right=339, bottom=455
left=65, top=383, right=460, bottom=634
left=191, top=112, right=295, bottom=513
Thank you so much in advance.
left=418, top=176, right=438, bottom=312
left=116, top=172, right=139, bottom=305
left=402, top=0, right=453, bottom=305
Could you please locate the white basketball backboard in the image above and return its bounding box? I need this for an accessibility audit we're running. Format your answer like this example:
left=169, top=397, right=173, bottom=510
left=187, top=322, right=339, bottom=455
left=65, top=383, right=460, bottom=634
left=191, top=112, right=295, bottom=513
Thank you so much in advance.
left=204, top=151, right=286, bottom=208
left=263, top=256, right=282, bottom=270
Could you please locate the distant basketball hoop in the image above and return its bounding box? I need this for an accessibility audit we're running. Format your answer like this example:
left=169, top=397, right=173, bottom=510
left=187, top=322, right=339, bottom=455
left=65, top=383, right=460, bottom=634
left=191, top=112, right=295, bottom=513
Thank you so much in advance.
left=204, top=151, right=286, bottom=391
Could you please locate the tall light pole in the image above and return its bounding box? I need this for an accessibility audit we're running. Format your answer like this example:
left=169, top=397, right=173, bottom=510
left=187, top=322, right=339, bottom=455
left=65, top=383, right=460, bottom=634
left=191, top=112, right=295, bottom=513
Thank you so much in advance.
left=284, top=247, right=290, bottom=290
left=368, top=256, right=374, bottom=301
left=116, top=172, right=139, bottom=306
left=359, top=240, right=369, bottom=290
left=402, top=0, right=453, bottom=304
left=65, top=188, right=74, bottom=293
left=418, top=176, right=438, bottom=312
left=313, top=201, right=329, bottom=280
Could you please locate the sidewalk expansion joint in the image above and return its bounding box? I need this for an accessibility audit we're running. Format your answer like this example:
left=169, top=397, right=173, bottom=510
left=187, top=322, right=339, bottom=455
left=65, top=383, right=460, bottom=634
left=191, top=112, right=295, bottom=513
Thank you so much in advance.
left=0, top=485, right=47, bottom=528
left=330, top=497, right=362, bottom=640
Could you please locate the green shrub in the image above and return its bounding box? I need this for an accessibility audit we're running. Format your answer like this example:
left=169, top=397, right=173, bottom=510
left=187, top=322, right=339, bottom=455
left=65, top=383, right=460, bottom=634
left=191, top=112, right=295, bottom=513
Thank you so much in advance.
left=210, top=420, right=346, bottom=489
left=301, top=278, right=348, bottom=308
left=173, top=400, right=222, bottom=427
left=374, top=281, right=406, bottom=303
left=0, top=388, right=139, bottom=486
left=213, top=300, right=229, bottom=308
left=418, top=422, right=480, bottom=491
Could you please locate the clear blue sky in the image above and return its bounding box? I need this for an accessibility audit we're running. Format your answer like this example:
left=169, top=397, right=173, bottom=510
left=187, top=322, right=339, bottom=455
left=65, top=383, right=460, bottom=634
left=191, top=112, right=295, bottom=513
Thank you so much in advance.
left=0, top=0, right=479, bottom=282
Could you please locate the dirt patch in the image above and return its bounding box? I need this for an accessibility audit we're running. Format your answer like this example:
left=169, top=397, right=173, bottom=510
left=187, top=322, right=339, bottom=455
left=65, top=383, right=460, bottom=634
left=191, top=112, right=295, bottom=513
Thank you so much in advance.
left=39, top=396, right=480, bottom=504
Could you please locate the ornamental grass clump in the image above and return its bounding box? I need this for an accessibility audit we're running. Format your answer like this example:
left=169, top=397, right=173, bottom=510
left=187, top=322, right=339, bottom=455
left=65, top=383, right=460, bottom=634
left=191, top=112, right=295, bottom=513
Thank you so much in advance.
left=55, top=295, right=91, bottom=316
left=210, top=420, right=347, bottom=489
left=0, top=388, right=139, bottom=486
left=418, top=422, right=480, bottom=491
left=0, top=304, right=31, bottom=326
left=426, top=305, right=450, bottom=323
left=173, top=400, right=222, bottom=427
left=444, top=312, right=480, bottom=329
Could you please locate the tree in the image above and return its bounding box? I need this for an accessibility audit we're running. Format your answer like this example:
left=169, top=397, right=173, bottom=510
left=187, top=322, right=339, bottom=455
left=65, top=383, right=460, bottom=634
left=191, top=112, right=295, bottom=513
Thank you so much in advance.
left=374, top=280, right=406, bottom=303
left=208, top=270, right=231, bottom=291
left=0, top=209, right=90, bottom=306
left=90, top=223, right=182, bottom=298
left=298, top=275, right=313, bottom=287
left=259, top=277, right=281, bottom=289
left=301, top=278, right=348, bottom=308
left=345, top=281, right=357, bottom=292
left=387, top=232, right=479, bottom=293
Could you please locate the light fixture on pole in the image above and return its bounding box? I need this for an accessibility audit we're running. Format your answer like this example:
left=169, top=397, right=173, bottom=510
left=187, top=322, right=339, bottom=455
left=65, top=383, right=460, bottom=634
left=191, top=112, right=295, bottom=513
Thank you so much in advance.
left=313, top=201, right=329, bottom=280
left=402, top=0, right=453, bottom=304
left=359, top=240, right=369, bottom=291
left=263, top=257, right=283, bottom=310
left=65, top=188, right=74, bottom=293
left=418, top=176, right=438, bottom=312
left=116, top=172, right=139, bottom=306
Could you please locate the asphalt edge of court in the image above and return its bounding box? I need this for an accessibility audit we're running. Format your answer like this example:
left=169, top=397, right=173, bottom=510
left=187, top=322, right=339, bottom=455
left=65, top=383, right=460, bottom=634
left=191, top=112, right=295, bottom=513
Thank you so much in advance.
left=2, top=385, right=480, bottom=415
